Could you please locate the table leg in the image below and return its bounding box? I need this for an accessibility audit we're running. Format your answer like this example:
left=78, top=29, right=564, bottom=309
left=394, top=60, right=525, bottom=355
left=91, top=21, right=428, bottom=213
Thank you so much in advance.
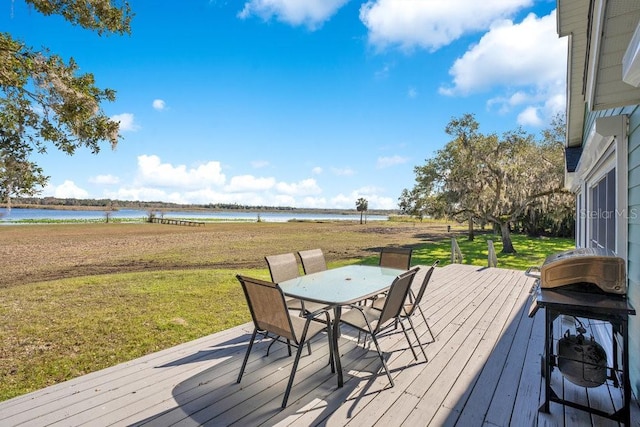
left=333, top=305, right=343, bottom=387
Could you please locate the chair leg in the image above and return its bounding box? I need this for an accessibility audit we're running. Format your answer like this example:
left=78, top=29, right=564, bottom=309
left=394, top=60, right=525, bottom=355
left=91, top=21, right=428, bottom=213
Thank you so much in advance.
left=266, top=335, right=278, bottom=356
left=282, top=319, right=313, bottom=409
left=237, top=328, right=257, bottom=383
left=368, top=332, right=394, bottom=387
left=417, top=306, right=435, bottom=343
left=398, top=319, right=419, bottom=360
left=282, top=340, right=306, bottom=409
left=405, top=316, right=428, bottom=362
left=357, top=330, right=367, bottom=346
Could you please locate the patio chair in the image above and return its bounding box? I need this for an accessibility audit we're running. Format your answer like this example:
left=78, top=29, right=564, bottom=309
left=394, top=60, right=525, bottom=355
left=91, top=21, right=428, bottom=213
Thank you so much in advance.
left=366, top=247, right=413, bottom=305
left=379, top=247, right=413, bottom=270
left=236, top=275, right=334, bottom=409
left=298, top=248, right=327, bottom=274
left=373, top=261, right=439, bottom=344
left=265, top=253, right=325, bottom=313
left=338, top=267, right=422, bottom=387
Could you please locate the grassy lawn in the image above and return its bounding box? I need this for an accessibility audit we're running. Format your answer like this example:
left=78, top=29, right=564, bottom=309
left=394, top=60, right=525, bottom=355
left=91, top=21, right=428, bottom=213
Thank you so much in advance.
left=356, top=232, right=575, bottom=270
left=415, top=233, right=575, bottom=270
left=0, top=225, right=574, bottom=402
left=0, top=269, right=260, bottom=401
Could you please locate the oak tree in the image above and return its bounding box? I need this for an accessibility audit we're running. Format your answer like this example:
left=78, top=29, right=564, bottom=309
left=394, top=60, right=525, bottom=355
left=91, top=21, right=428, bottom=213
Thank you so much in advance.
left=405, top=114, right=571, bottom=253
left=0, top=0, right=132, bottom=209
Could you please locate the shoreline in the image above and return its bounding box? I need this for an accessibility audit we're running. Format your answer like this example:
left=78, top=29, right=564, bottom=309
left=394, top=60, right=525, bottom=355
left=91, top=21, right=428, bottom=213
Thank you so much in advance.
left=0, top=203, right=396, bottom=216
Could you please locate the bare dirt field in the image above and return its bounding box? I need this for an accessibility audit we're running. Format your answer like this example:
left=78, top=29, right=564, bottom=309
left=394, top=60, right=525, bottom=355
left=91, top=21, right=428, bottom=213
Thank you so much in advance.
left=0, top=221, right=450, bottom=288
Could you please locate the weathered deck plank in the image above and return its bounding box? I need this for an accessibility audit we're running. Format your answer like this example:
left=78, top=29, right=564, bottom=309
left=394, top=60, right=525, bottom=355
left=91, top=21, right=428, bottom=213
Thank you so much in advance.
left=1, top=264, right=638, bottom=426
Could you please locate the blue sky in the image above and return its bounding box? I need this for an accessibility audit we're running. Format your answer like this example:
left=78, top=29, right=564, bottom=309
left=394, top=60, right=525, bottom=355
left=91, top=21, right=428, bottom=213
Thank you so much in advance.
left=4, top=0, right=564, bottom=210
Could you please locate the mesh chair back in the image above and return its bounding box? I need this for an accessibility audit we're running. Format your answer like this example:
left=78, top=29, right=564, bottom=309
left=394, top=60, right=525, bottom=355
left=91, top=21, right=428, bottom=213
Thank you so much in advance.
left=376, top=268, right=418, bottom=329
left=237, top=275, right=295, bottom=342
left=266, top=253, right=300, bottom=283
left=298, top=249, right=327, bottom=274
left=406, top=261, right=439, bottom=316
left=379, top=247, right=412, bottom=270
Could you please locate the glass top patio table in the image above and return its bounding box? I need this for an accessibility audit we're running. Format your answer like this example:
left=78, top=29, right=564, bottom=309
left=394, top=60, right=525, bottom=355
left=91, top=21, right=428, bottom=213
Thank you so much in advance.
left=279, top=265, right=403, bottom=306
left=279, top=264, right=405, bottom=388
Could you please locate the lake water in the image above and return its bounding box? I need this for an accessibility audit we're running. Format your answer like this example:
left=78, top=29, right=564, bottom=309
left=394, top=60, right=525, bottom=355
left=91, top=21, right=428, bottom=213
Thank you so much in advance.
left=0, top=208, right=387, bottom=223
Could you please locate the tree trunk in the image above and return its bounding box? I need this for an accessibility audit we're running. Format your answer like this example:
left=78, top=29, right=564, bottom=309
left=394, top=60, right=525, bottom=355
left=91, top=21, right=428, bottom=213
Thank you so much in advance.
left=467, top=215, right=474, bottom=241
left=359, top=210, right=363, bottom=224
left=499, top=222, right=516, bottom=254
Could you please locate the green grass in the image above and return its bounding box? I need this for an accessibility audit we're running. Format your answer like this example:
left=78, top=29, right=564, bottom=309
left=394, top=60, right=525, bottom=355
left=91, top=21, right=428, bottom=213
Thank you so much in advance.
left=357, top=232, right=575, bottom=270
left=0, top=232, right=574, bottom=401
left=0, top=268, right=265, bottom=401
left=413, top=233, right=575, bottom=270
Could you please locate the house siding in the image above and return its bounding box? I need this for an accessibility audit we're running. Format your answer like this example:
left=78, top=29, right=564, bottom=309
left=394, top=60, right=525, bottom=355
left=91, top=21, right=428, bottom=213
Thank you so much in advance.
left=627, top=105, right=640, bottom=398
left=582, top=105, right=640, bottom=397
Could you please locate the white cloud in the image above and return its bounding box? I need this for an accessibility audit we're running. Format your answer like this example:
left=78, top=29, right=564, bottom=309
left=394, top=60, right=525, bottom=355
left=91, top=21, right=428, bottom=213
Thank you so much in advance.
left=251, top=160, right=270, bottom=168
left=487, top=91, right=530, bottom=114
left=106, top=187, right=186, bottom=204
left=374, top=63, right=393, bottom=79
left=301, top=196, right=327, bottom=208
left=273, top=194, right=297, bottom=206
left=360, top=0, right=532, bottom=51
left=136, top=155, right=226, bottom=189
left=51, top=180, right=89, bottom=199
left=329, top=189, right=396, bottom=210
left=363, top=194, right=395, bottom=210
left=275, top=178, right=321, bottom=196
left=110, top=113, right=140, bottom=132
left=312, top=166, right=323, bottom=174
left=238, top=0, right=349, bottom=30
left=440, top=12, right=565, bottom=96
left=152, top=99, right=166, bottom=111
left=330, top=193, right=353, bottom=209
left=224, top=175, right=276, bottom=192
left=89, top=174, right=120, bottom=185
left=377, top=155, right=408, bottom=169
left=331, top=167, right=355, bottom=176
left=83, top=155, right=396, bottom=210
left=407, top=87, right=418, bottom=99
left=440, top=11, right=567, bottom=127
left=517, top=106, right=543, bottom=127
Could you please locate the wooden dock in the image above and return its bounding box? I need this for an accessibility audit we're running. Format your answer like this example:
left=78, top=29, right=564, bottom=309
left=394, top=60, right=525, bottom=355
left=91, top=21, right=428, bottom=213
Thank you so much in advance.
left=1, top=264, right=638, bottom=426
left=149, top=217, right=205, bottom=226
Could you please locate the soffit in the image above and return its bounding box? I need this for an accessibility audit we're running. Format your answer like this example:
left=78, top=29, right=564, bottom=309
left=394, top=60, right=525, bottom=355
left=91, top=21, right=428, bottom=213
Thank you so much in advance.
left=558, top=0, right=640, bottom=148
left=592, top=2, right=640, bottom=111
left=557, top=0, right=590, bottom=148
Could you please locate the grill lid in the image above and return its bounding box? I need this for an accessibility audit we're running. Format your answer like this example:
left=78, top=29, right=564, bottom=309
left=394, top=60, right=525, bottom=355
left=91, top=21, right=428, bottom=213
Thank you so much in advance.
left=540, top=248, right=626, bottom=295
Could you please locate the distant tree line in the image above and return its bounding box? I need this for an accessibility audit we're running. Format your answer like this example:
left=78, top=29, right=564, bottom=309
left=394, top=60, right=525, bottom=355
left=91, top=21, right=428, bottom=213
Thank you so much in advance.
left=7, top=197, right=391, bottom=215
left=7, top=197, right=301, bottom=211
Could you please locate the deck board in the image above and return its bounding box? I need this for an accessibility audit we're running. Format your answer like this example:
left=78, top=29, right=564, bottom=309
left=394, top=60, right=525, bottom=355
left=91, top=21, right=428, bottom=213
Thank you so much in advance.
left=1, top=264, right=638, bottom=426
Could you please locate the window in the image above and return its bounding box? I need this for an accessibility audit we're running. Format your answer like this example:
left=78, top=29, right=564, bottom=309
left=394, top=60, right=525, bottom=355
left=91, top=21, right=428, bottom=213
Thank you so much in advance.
left=572, top=115, right=627, bottom=260
left=589, top=168, right=616, bottom=250
left=576, top=191, right=583, bottom=247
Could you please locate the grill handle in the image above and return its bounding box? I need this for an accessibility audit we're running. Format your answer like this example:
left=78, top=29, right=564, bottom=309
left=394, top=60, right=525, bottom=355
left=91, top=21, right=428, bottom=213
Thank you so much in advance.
left=525, top=266, right=541, bottom=279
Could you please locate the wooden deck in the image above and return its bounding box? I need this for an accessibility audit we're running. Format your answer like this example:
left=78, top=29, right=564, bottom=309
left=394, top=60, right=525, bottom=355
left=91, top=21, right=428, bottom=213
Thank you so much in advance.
left=1, top=264, right=639, bottom=426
